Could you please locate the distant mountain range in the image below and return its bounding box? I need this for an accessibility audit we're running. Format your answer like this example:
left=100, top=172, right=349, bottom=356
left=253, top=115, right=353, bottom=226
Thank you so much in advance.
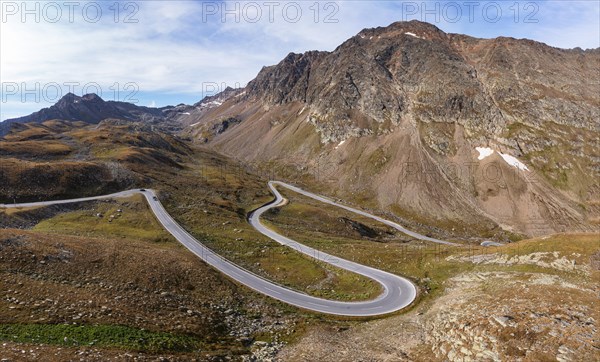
left=0, top=93, right=187, bottom=136
left=0, top=87, right=246, bottom=136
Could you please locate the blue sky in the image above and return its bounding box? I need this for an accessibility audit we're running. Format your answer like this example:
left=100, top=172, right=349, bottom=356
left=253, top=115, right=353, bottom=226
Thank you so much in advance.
left=1, top=0, right=599, bottom=121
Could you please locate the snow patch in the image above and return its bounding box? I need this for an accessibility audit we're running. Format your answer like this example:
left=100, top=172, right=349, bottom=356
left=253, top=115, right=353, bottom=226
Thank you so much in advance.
left=190, top=122, right=201, bottom=127
left=405, top=32, right=422, bottom=39
left=499, top=152, right=529, bottom=171
left=200, top=100, right=223, bottom=108
left=335, top=140, right=346, bottom=150
left=180, top=112, right=191, bottom=115
left=476, top=147, right=529, bottom=171
left=476, top=147, right=494, bottom=160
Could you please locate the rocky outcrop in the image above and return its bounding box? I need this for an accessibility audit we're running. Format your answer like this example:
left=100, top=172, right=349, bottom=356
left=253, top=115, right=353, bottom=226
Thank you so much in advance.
left=247, top=51, right=329, bottom=104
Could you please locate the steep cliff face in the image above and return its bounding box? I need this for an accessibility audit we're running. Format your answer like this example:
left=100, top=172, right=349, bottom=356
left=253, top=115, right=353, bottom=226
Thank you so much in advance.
left=186, top=20, right=599, bottom=237
left=247, top=51, right=329, bottom=104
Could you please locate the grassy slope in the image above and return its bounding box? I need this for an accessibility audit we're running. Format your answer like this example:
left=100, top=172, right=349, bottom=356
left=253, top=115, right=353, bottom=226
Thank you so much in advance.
left=32, top=195, right=172, bottom=243
left=0, top=228, right=277, bottom=358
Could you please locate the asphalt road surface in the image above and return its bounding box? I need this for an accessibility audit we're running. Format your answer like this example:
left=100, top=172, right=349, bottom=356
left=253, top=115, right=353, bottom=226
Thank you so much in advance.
left=0, top=184, right=424, bottom=316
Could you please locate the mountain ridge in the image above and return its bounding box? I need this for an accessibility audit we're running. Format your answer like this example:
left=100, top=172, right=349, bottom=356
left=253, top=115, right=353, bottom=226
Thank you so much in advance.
left=183, top=20, right=600, bottom=236
left=0, top=92, right=190, bottom=137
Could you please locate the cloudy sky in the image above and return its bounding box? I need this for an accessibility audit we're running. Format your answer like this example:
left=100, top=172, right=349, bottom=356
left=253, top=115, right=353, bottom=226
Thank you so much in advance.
left=1, top=0, right=599, bottom=120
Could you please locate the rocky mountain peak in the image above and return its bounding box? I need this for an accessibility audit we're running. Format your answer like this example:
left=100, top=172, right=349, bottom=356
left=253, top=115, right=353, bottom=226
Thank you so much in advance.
left=354, top=20, right=448, bottom=44
left=240, top=19, right=598, bottom=145
left=81, top=93, right=103, bottom=102
left=55, top=92, right=79, bottom=105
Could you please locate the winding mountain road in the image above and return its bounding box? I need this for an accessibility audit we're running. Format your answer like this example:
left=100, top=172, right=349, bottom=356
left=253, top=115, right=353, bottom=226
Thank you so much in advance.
left=264, top=181, right=459, bottom=246
left=0, top=182, right=469, bottom=316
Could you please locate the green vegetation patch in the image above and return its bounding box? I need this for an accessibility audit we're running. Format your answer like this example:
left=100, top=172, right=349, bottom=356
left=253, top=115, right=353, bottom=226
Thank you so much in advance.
left=0, top=324, right=202, bottom=352
left=33, top=195, right=172, bottom=243
left=497, top=233, right=600, bottom=263
left=196, top=229, right=382, bottom=302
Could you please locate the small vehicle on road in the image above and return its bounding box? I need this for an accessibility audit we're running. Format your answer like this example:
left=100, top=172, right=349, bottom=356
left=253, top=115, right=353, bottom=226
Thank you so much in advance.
left=153, top=196, right=158, bottom=201
left=140, top=189, right=146, bottom=192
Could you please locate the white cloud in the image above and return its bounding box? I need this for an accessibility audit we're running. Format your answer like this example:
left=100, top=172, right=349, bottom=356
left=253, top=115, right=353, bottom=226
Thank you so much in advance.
left=0, top=1, right=274, bottom=96
left=530, top=1, right=600, bottom=49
